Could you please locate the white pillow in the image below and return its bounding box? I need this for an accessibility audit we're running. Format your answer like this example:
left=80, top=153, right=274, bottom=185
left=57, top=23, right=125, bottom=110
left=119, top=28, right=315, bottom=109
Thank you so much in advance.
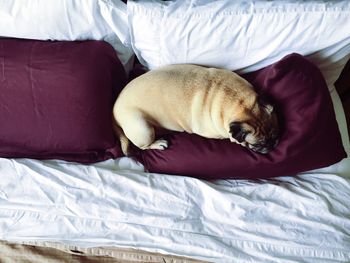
left=0, top=0, right=134, bottom=72
left=128, top=0, right=350, bottom=89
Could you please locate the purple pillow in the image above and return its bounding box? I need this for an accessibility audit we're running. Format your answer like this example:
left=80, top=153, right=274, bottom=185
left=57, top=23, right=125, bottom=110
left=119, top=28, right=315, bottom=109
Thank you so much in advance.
left=0, top=39, right=126, bottom=163
left=135, top=54, right=347, bottom=179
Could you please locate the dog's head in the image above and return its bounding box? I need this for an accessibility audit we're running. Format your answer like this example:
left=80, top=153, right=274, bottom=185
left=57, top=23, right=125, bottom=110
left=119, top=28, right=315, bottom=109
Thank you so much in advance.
left=229, top=94, right=279, bottom=154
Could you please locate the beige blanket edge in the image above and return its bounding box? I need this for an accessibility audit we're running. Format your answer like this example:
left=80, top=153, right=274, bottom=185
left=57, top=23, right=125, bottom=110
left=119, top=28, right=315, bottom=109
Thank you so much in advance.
left=0, top=240, right=210, bottom=263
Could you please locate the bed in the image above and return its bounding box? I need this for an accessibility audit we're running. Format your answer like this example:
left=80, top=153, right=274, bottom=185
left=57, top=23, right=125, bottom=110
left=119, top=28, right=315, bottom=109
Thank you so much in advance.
left=1, top=1, right=350, bottom=262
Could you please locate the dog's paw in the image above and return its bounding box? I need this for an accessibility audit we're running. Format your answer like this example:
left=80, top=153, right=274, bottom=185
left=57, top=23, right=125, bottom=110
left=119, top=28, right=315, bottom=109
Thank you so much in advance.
left=149, top=139, right=169, bottom=150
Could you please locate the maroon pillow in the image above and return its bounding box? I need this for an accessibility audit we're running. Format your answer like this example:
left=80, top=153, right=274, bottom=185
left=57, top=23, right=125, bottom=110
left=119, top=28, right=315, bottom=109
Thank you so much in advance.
left=135, top=54, right=347, bottom=179
left=0, top=39, right=126, bottom=163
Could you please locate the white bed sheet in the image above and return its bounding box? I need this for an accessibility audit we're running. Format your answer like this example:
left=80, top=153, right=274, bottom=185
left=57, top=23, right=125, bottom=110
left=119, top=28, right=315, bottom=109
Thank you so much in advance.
left=0, top=90, right=349, bottom=263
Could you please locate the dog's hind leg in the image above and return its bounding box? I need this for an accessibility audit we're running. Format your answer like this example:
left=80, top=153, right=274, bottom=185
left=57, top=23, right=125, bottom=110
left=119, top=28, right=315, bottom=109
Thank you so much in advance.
left=121, top=112, right=168, bottom=151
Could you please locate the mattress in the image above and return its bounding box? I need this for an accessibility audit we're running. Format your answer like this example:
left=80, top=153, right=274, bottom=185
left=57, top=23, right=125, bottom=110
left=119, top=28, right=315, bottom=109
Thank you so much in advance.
left=0, top=89, right=349, bottom=262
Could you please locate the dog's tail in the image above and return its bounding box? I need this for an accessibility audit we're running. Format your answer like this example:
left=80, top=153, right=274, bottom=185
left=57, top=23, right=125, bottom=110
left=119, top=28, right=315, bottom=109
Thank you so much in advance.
left=112, top=120, right=130, bottom=156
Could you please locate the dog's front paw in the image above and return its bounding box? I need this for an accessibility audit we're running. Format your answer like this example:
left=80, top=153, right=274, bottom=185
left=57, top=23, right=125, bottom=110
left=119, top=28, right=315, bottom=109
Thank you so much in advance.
left=149, top=139, right=169, bottom=150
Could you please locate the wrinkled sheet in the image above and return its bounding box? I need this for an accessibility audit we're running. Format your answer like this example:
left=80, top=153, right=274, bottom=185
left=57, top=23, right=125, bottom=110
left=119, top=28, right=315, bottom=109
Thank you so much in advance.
left=0, top=92, right=349, bottom=262
left=0, top=158, right=349, bottom=262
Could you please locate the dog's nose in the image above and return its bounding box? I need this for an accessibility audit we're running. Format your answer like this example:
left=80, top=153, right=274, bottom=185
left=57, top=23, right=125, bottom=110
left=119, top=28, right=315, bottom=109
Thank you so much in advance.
left=259, top=148, right=269, bottom=154
left=249, top=144, right=269, bottom=154
left=265, top=138, right=279, bottom=150
left=266, top=138, right=275, bottom=147
left=253, top=138, right=279, bottom=154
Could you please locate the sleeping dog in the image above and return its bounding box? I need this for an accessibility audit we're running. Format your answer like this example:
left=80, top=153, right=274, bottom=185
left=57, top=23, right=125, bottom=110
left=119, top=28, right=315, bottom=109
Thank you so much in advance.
left=113, top=64, right=279, bottom=155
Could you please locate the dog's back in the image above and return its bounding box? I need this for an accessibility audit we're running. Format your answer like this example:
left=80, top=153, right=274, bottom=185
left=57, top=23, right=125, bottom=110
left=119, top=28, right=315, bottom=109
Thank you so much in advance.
left=114, top=64, right=256, bottom=135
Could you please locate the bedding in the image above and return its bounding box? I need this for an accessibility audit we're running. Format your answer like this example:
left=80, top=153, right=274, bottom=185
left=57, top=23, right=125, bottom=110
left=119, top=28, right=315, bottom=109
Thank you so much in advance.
left=127, top=0, right=350, bottom=88
left=0, top=0, right=350, bottom=262
left=0, top=0, right=134, bottom=72
left=0, top=240, right=205, bottom=263
left=0, top=38, right=125, bottom=163
left=136, top=54, right=346, bottom=179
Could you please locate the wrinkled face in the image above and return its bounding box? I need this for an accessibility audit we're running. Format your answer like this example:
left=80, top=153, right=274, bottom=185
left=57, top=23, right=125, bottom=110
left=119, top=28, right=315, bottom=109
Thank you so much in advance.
left=229, top=95, right=279, bottom=154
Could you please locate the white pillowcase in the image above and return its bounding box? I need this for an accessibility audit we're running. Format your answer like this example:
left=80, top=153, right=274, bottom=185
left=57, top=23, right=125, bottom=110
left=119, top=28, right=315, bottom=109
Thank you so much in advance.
left=0, top=0, right=133, bottom=72
left=128, top=0, right=350, bottom=89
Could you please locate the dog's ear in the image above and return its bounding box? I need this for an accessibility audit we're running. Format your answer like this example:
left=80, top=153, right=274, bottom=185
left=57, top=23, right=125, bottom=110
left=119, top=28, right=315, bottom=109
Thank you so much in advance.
left=229, top=122, right=247, bottom=143
left=258, top=94, right=274, bottom=115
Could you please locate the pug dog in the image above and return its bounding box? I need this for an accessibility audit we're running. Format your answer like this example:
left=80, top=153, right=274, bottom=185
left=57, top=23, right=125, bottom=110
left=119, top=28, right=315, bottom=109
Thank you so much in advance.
left=113, top=64, right=279, bottom=155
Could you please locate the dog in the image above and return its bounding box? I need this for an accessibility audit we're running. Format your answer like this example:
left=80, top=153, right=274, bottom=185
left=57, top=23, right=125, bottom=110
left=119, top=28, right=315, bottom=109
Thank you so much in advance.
left=113, top=64, right=279, bottom=155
